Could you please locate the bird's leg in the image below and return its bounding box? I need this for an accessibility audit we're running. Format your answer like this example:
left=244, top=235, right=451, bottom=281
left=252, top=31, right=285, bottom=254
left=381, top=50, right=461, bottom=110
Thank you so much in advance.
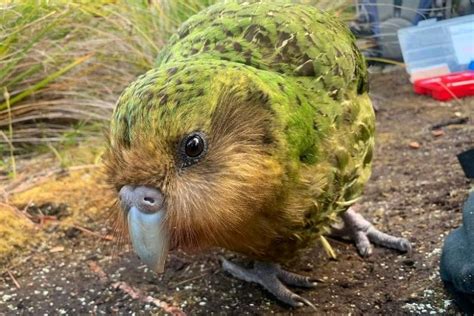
left=220, top=258, right=317, bottom=309
left=331, top=204, right=412, bottom=257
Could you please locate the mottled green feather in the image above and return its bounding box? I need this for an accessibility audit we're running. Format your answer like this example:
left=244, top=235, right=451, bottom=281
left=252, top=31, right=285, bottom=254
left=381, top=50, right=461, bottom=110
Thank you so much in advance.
left=110, top=1, right=374, bottom=261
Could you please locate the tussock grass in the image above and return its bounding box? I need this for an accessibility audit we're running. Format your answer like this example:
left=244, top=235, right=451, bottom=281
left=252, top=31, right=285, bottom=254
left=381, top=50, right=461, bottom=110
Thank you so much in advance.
left=0, top=1, right=217, bottom=153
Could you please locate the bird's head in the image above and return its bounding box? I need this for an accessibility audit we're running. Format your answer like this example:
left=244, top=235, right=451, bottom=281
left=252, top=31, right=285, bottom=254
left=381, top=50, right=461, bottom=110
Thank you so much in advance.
left=104, top=61, right=287, bottom=272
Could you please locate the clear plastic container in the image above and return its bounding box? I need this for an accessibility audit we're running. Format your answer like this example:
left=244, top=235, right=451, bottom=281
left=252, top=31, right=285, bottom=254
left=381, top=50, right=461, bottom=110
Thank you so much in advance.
left=398, top=14, right=474, bottom=81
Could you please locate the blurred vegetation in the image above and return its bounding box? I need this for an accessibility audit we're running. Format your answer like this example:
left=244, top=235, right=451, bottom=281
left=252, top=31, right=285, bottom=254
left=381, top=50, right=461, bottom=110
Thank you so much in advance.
left=0, top=0, right=353, bottom=179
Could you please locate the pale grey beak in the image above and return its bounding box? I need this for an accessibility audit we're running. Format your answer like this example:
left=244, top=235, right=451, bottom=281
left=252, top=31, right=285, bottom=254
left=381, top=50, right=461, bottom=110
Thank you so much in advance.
left=119, top=185, right=169, bottom=273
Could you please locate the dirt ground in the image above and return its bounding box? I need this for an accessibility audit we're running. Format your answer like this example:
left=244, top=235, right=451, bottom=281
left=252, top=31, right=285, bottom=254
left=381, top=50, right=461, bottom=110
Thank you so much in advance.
left=0, top=68, right=473, bottom=315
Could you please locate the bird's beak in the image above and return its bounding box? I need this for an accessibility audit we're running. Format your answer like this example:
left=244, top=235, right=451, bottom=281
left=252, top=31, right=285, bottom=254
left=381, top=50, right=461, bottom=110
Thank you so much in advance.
left=120, top=185, right=169, bottom=273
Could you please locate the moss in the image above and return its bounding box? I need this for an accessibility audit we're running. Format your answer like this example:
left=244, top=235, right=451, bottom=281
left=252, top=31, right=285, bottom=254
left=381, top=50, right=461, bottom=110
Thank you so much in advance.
left=0, top=140, right=115, bottom=266
left=11, top=169, right=114, bottom=227
left=0, top=205, right=36, bottom=263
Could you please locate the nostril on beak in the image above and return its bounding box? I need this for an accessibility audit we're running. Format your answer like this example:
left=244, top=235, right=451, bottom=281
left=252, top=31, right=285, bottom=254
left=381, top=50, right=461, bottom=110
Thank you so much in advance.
left=143, top=197, right=155, bottom=205
left=135, top=186, right=164, bottom=213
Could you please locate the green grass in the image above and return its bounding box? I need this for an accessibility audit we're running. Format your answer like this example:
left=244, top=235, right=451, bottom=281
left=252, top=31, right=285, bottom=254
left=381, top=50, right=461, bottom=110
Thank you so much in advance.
left=0, top=0, right=356, bottom=177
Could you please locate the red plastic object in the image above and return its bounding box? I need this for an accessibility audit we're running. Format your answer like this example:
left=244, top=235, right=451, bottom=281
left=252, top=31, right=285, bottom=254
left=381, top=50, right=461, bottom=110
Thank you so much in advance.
left=413, top=70, right=474, bottom=101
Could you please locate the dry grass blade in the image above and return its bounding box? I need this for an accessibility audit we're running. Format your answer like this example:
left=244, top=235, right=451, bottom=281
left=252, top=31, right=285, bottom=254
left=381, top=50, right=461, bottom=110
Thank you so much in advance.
left=6, top=269, right=21, bottom=289
left=365, top=57, right=405, bottom=67
left=1, top=54, right=94, bottom=111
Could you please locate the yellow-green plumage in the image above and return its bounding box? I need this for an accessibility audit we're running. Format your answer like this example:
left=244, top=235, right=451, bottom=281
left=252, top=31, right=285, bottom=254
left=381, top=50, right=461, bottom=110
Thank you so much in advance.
left=107, top=1, right=374, bottom=263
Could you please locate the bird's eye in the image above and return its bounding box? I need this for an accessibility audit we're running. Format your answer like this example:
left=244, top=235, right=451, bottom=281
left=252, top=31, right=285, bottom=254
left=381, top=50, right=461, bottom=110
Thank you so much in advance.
left=180, top=132, right=207, bottom=167
left=185, top=134, right=204, bottom=157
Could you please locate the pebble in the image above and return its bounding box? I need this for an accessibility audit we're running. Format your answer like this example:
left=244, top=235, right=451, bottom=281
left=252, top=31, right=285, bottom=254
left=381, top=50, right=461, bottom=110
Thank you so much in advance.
left=2, top=294, right=12, bottom=301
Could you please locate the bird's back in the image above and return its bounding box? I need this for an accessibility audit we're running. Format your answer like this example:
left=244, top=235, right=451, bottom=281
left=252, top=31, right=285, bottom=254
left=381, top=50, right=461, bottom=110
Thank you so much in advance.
left=157, top=1, right=367, bottom=95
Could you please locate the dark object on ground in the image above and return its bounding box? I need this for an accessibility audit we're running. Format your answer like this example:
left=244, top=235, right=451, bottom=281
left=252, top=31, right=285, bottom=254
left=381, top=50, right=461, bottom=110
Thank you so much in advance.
left=443, top=282, right=474, bottom=313
left=431, top=116, right=469, bottom=130
left=440, top=191, right=474, bottom=312
left=458, top=149, right=474, bottom=179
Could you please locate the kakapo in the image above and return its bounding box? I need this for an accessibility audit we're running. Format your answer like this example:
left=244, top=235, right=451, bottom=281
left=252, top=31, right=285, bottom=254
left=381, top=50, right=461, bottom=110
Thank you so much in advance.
left=104, top=1, right=411, bottom=307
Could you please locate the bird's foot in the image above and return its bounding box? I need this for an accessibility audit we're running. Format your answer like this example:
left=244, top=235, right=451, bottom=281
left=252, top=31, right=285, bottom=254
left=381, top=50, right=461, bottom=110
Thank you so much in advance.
left=220, top=257, right=317, bottom=309
left=332, top=205, right=412, bottom=257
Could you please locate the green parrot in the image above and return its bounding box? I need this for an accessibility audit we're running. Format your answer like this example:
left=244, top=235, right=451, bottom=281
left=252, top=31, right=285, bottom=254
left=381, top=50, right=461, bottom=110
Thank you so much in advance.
left=104, top=1, right=411, bottom=308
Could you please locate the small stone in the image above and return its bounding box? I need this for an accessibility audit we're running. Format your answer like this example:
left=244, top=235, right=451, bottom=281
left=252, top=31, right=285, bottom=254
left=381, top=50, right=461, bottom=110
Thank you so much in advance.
left=409, top=141, right=421, bottom=149
left=431, top=129, right=445, bottom=137
left=2, top=294, right=12, bottom=301
left=49, top=246, right=64, bottom=253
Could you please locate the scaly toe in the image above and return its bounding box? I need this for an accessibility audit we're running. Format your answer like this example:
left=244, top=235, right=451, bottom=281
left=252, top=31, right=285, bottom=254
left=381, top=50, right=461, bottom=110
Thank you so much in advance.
left=341, top=206, right=412, bottom=256
left=366, top=227, right=412, bottom=254
left=277, top=268, right=318, bottom=288
left=220, top=257, right=260, bottom=284
left=261, top=279, right=314, bottom=309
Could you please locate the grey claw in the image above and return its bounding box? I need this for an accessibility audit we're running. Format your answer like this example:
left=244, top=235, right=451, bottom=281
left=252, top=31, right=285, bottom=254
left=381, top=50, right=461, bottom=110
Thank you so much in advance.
left=290, top=296, right=304, bottom=307
left=358, top=244, right=373, bottom=257
left=294, top=295, right=317, bottom=311
left=398, top=238, right=412, bottom=254
left=354, top=230, right=373, bottom=257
